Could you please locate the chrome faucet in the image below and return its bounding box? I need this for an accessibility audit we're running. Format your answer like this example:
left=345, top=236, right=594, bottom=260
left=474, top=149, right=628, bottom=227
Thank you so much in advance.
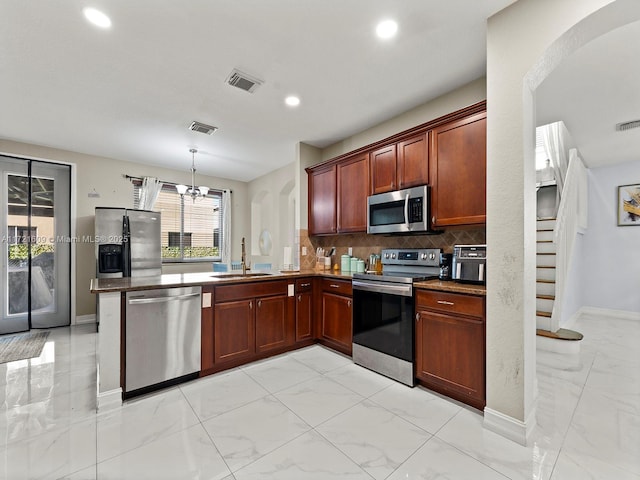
left=241, top=237, right=247, bottom=275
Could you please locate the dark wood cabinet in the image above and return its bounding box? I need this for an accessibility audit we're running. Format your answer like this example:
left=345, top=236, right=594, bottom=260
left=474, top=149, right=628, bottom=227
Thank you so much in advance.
left=370, top=133, right=428, bottom=194
left=295, top=278, right=314, bottom=342
left=397, top=133, right=428, bottom=189
left=370, top=144, right=397, bottom=194
left=337, top=154, right=370, bottom=233
left=318, top=279, right=352, bottom=355
left=308, top=165, right=337, bottom=235
left=214, top=299, right=255, bottom=365
left=415, top=289, right=485, bottom=410
left=212, top=280, right=294, bottom=368
left=201, top=286, right=215, bottom=373
left=255, top=295, right=290, bottom=354
left=430, top=112, right=486, bottom=227
left=306, top=102, right=485, bottom=235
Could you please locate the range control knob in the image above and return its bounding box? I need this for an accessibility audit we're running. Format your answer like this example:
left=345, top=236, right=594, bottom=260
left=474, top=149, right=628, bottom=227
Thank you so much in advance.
left=421, top=253, right=427, bottom=260
left=384, top=253, right=390, bottom=259
left=428, top=252, right=436, bottom=261
left=391, top=253, right=397, bottom=259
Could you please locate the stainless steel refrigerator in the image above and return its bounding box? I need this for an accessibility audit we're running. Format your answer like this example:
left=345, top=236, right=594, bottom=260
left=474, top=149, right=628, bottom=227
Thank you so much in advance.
left=95, top=207, right=161, bottom=278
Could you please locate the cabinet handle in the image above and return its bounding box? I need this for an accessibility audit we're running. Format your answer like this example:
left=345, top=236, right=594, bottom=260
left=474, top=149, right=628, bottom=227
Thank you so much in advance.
left=249, top=300, right=253, bottom=309
left=432, top=216, right=436, bottom=224
left=347, top=300, right=351, bottom=307
left=415, top=312, right=420, bottom=321
left=298, top=295, right=302, bottom=302
left=437, top=300, right=455, bottom=306
left=329, top=284, right=340, bottom=288
left=300, top=282, right=311, bottom=287
left=257, top=300, right=262, bottom=308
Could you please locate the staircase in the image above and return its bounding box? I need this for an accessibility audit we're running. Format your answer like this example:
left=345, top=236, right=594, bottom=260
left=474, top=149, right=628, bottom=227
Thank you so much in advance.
left=536, top=218, right=556, bottom=331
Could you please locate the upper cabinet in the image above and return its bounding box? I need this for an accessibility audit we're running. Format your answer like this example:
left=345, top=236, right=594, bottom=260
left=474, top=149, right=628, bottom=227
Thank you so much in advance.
left=337, top=153, right=370, bottom=233
left=370, top=133, right=428, bottom=195
left=308, top=154, right=370, bottom=235
left=307, top=101, right=486, bottom=235
left=430, top=111, right=486, bottom=227
left=370, top=144, right=397, bottom=194
left=308, top=164, right=337, bottom=235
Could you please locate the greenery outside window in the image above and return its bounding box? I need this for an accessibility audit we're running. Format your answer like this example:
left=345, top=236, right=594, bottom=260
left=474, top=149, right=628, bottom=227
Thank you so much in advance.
left=134, top=183, right=223, bottom=262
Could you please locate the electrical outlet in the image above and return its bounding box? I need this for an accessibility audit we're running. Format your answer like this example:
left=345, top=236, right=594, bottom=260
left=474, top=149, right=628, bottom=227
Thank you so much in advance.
left=348, top=247, right=353, bottom=256
left=302, top=246, right=307, bottom=256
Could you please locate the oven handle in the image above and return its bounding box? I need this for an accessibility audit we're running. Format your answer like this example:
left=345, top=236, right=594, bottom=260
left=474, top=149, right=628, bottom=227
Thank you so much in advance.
left=352, top=279, right=413, bottom=297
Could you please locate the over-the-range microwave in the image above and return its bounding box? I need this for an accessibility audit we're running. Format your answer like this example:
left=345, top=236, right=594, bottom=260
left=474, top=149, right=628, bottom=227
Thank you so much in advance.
left=367, top=185, right=432, bottom=234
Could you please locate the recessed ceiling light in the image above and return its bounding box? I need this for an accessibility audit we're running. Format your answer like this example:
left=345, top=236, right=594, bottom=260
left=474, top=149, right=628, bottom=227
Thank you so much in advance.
left=83, top=7, right=111, bottom=29
left=376, top=19, right=397, bottom=39
left=285, top=96, right=300, bottom=107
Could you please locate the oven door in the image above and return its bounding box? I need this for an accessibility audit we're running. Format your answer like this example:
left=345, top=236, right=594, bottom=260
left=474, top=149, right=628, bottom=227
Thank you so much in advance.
left=352, top=279, right=414, bottom=362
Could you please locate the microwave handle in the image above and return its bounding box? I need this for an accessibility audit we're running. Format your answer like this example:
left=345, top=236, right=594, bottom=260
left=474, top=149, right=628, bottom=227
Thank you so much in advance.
left=404, top=193, right=410, bottom=229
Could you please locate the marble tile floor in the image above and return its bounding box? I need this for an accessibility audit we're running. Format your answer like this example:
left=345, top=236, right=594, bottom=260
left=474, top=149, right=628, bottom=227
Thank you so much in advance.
left=0, top=310, right=638, bottom=479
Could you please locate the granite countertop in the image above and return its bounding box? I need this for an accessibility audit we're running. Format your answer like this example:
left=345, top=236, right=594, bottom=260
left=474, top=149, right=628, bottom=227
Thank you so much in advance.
left=90, top=269, right=355, bottom=293
left=414, top=279, right=486, bottom=296
left=90, top=269, right=485, bottom=296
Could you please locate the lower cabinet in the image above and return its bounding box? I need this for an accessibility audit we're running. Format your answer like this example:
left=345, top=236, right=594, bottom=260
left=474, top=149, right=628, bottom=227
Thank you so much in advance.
left=415, top=289, right=485, bottom=410
left=318, top=278, right=352, bottom=355
left=214, top=299, right=255, bottom=365
left=201, top=286, right=215, bottom=372
left=295, top=278, right=314, bottom=342
left=255, top=295, right=289, bottom=354
left=201, top=279, right=309, bottom=375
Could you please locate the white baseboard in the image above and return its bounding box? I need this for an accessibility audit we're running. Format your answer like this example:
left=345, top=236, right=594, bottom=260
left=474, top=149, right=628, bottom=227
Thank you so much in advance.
left=74, top=314, right=96, bottom=325
left=483, top=407, right=536, bottom=446
left=579, top=306, right=640, bottom=321
left=97, top=388, right=123, bottom=412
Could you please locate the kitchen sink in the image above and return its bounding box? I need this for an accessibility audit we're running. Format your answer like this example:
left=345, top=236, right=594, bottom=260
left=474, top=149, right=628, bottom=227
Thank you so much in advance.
left=212, top=272, right=273, bottom=279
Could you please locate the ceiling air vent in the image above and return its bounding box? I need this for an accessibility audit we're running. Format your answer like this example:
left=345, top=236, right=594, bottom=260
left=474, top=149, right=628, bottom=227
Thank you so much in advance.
left=615, top=120, right=640, bottom=132
left=226, top=69, right=263, bottom=93
left=189, top=121, right=218, bottom=135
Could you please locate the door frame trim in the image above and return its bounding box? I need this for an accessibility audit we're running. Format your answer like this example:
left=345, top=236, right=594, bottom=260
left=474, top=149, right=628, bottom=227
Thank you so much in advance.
left=0, top=151, right=77, bottom=325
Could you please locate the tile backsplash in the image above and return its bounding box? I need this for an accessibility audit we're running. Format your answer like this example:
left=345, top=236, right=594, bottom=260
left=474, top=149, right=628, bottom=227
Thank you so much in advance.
left=298, top=227, right=485, bottom=270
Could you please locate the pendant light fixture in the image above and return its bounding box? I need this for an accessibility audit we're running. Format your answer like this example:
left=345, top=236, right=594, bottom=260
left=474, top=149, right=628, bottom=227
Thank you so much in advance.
left=176, top=148, right=209, bottom=200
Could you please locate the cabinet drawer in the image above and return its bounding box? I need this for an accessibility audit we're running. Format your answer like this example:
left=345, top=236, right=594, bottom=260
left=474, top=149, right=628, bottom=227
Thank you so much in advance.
left=416, top=290, right=484, bottom=318
left=295, top=278, right=314, bottom=293
left=321, top=278, right=352, bottom=296
left=216, top=280, right=289, bottom=303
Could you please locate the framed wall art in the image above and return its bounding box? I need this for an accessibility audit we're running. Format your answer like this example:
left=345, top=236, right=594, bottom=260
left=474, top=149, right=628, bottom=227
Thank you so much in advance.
left=618, top=183, right=640, bottom=226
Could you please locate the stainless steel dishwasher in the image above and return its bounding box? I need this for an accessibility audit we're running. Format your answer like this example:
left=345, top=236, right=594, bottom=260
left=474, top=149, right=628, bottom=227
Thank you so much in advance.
left=125, top=286, right=201, bottom=396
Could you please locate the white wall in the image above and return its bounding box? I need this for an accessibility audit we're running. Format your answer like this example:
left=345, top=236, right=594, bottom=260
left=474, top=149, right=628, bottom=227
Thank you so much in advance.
left=559, top=232, right=585, bottom=326
left=486, top=0, right=629, bottom=444
left=0, top=139, right=249, bottom=317
left=247, top=161, right=297, bottom=269
left=320, top=77, right=487, bottom=162
left=581, top=160, right=640, bottom=313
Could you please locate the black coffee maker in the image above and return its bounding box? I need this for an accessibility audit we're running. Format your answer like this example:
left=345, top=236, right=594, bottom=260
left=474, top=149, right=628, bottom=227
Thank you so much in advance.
left=439, top=253, right=453, bottom=280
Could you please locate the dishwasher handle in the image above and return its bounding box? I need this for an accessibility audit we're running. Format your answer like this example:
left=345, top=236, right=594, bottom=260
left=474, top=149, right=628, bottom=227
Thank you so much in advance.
left=128, top=292, right=200, bottom=305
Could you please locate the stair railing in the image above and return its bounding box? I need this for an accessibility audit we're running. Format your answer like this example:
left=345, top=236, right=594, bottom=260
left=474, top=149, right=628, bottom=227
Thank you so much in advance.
left=552, top=148, right=588, bottom=331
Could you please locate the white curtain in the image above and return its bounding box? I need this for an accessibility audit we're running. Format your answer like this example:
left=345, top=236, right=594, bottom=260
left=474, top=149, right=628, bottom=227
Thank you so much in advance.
left=540, top=121, right=570, bottom=200
left=221, top=189, right=232, bottom=268
left=138, top=176, right=163, bottom=210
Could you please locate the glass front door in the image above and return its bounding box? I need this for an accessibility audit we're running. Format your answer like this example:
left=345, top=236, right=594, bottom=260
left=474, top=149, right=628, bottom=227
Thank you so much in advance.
left=1, top=156, right=71, bottom=334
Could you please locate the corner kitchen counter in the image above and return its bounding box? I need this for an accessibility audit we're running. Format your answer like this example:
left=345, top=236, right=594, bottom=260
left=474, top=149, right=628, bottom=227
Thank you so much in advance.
left=91, top=268, right=354, bottom=411
left=414, top=279, right=486, bottom=296
left=90, top=269, right=354, bottom=293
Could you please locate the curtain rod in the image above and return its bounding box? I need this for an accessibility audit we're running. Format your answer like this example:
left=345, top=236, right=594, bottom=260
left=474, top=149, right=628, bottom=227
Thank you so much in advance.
left=123, top=174, right=232, bottom=194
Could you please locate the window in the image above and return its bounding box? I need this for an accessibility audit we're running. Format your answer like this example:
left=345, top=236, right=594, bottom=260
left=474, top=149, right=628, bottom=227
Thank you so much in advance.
left=7, top=226, right=37, bottom=244
left=134, top=183, right=223, bottom=262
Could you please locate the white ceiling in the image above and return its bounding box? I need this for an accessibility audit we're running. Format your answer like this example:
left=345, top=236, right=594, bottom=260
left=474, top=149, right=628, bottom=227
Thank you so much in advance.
left=0, top=1, right=516, bottom=182
left=536, top=19, right=640, bottom=169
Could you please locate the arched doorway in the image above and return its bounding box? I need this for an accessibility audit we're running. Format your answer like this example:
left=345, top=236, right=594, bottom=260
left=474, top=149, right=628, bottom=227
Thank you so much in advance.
left=485, top=0, right=640, bottom=445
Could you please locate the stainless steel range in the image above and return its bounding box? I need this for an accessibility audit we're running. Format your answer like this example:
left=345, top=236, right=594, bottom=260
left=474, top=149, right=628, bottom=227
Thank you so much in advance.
left=352, top=248, right=441, bottom=386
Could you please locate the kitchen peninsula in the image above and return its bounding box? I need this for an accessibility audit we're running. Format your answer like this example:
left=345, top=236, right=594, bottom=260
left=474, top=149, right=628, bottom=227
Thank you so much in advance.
left=91, top=270, right=484, bottom=411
